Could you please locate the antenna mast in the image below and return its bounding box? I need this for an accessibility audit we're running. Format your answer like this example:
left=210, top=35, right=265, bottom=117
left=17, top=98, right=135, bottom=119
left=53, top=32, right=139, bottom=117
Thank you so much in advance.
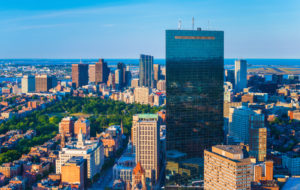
left=207, top=20, right=210, bottom=30
left=178, top=19, right=182, bottom=30
left=192, top=17, right=194, bottom=30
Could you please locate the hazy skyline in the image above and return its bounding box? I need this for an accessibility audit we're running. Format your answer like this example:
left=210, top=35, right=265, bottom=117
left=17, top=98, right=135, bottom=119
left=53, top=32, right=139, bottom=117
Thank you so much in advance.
left=0, top=0, right=299, bottom=59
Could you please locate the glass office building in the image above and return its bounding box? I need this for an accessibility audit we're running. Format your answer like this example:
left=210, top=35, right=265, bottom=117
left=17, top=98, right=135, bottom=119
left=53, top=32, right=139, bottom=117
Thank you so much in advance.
left=139, top=54, right=154, bottom=88
left=165, top=29, right=224, bottom=186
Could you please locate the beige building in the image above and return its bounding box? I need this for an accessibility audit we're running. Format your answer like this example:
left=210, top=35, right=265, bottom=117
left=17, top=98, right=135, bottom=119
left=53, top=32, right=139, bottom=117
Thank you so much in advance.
left=156, top=80, right=166, bottom=92
left=132, top=114, right=160, bottom=182
left=134, top=87, right=150, bottom=105
left=21, top=75, right=35, bottom=93
left=131, top=78, right=139, bottom=88
left=61, top=156, right=85, bottom=190
left=89, top=64, right=96, bottom=83
left=223, top=101, right=242, bottom=118
left=56, top=129, right=104, bottom=179
left=204, top=145, right=252, bottom=190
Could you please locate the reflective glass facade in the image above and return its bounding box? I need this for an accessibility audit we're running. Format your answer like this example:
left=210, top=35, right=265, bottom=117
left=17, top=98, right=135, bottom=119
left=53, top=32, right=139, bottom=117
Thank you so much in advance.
left=166, top=29, right=224, bottom=186
left=139, top=54, right=154, bottom=88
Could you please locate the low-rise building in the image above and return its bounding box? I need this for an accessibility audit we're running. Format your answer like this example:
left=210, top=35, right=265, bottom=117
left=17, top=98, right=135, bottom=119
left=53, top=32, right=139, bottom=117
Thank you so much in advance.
left=56, top=129, right=104, bottom=179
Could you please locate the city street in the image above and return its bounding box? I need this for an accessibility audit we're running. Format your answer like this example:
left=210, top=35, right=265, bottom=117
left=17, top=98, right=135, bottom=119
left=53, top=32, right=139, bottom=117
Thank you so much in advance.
left=89, top=167, right=113, bottom=190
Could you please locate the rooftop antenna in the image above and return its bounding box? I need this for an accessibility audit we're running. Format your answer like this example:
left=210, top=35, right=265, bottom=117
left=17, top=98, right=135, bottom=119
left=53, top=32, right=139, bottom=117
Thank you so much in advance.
left=207, top=20, right=210, bottom=30
left=178, top=19, right=182, bottom=30
left=192, top=17, right=194, bottom=30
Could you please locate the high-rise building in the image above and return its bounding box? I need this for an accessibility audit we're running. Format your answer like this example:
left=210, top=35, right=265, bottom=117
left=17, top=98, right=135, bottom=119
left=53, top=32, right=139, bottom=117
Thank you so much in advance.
left=139, top=54, right=153, bottom=88
left=134, top=87, right=150, bottom=105
left=229, top=105, right=265, bottom=147
left=72, top=63, right=89, bottom=88
left=88, top=64, right=96, bottom=83
left=156, top=80, right=166, bottom=92
left=225, top=69, right=235, bottom=86
left=153, top=64, right=161, bottom=87
left=89, top=59, right=110, bottom=84
left=21, top=75, right=35, bottom=93
left=249, top=114, right=267, bottom=162
left=107, top=72, right=115, bottom=89
left=35, top=74, right=54, bottom=92
left=56, top=128, right=104, bottom=179
left=74, top=118, right=90, bottom=139
left=166, top=29, right=224, bottom=157
left=125, top=71, right=132, bottom=87
left=235, top=59, right=247, bottom=92
left=61, top=156, right=86, bottom=190
left=204, top=145, right=252, bottom=190
left=59, top=117, right=75, bottom=137
left=131, top=79, right=139, bottom=88
left=132, top=114, right=160, bottom=182
left=115, top=69, right=121, bottom=89
left=228, top=105, right=253, bottom=143
left=117, top=62, right=126, bottom=88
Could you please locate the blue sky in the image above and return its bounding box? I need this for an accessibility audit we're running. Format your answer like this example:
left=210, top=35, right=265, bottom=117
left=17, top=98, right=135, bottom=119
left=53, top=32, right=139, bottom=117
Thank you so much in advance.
left=0, top=0, right=299, bottom=59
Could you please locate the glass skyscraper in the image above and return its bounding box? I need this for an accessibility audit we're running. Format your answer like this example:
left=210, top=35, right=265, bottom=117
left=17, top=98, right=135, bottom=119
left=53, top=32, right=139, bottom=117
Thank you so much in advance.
left=235, top=59, right=247, bottom=92
left=139, top=54, right=154, bottom=88
left=165, top=29, right=224, bottom=186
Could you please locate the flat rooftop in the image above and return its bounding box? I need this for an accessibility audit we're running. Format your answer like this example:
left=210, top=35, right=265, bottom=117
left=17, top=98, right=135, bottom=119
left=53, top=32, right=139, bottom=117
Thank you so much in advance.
left=214, top=145, right=244, bottom=154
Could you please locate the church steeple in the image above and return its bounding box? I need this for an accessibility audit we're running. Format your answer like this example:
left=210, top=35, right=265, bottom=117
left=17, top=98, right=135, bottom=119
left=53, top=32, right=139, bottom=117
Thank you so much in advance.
left=77, top=127, right=85, bottom=147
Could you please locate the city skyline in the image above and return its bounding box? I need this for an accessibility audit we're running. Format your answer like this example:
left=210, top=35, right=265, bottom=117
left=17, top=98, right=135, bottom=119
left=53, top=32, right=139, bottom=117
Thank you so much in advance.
left=1, top=0, right=299, bottom=59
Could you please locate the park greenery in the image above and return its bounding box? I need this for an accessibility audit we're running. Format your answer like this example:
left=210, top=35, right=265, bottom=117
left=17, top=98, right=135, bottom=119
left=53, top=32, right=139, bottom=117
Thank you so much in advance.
left=268, top=115, right=299, bottom=153
left=0, top=96, right=162, bottom=164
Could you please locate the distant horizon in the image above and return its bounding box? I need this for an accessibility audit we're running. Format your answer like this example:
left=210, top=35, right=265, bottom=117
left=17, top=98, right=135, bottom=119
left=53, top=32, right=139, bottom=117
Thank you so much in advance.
left=1, top=58, right=300, bottom=60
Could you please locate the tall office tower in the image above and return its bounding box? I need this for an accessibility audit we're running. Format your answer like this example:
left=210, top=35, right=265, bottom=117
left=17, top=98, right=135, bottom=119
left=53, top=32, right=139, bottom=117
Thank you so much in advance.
left=166, top=29, right=224, bottom=157
left=61, top=156, right=86, bottom=190
left=229, top=105, right=265, bottom=146
left=131, top=79, right=139, bottom=88
left=139, top=54, right=154, bottom=88
left=59, top=117, right=75, bottom=137
left=72, top=63, right=89, bottom=88
left=125, top=70, right=132, bottom=87
left=204, top=145, right=252, bottom=190
left=89, top=64, right=96, bottom=83
left=107, top=72, right=114, bottom=88
left=156, top=80, right=166, bottom=91
left=249, top=113, right=267, bottom=162
left=117, top=62, right=126, bottom=88
left=235, top=59, right=247, bottom=92
left=225, top=69, right=235, bottom=86
left=132, top=114, right=160, bottom=183
left=134, top=87, right=150, bottom=105
left=74, top=118, right=90, bottom=139
left=98, top=59, right=110, bottom=84
left=21, top=75, right=35, bottom=93
left=35, top=74, right=53, bottom=92
left=153, top=64, right=161, bottom=88
left=228, top=105, right=253, bottom=143
left=115, top=69, right=121, bottom=89
left=89, top=59, right=110, bottom=84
